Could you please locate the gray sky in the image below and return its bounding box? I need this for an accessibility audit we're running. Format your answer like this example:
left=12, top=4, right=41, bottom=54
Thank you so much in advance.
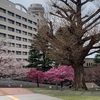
left=10, top=0, right=46, bottom=8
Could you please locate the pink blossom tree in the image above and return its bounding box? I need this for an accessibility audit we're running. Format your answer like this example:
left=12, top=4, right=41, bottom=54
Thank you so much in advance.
left=28, top=68, right=45, bottom=87
left=45, top=66, right=74, bottom=88
left=0, top=52, right=29, bottom=79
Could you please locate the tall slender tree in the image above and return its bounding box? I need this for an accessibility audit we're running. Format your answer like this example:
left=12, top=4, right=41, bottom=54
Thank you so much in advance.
left=36, top=0, right=100, bottom=90
left=28, top=44, right=42, bottom=69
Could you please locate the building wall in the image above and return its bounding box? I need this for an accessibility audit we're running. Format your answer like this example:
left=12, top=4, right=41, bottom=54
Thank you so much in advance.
left=84, top=58, right=94, bottom=67
left=0, top=0, right=38, bottom=61
left=28, top=4, right=46, bottom=29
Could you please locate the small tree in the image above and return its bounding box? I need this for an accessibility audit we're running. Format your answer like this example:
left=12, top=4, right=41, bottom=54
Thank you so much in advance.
left=0, top=52, right=29, bottom=79
left=45, top=66, right=74, bottom=89
left=28, top=68, right=45, bottom=87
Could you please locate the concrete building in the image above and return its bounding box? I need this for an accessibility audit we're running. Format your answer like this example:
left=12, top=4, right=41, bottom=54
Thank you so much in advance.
left=84, top=58, right=94, bottom=67
left=28, top=4, right=46, bottom=29
left=0, top=0, right=45, bottom=61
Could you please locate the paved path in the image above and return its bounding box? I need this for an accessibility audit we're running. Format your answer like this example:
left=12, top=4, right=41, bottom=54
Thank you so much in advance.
left=0, top=88, right=62, bottom=100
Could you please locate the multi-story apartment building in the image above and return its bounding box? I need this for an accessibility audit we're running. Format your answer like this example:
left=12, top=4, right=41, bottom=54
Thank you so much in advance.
left=0, top=0, right=45, bottom=61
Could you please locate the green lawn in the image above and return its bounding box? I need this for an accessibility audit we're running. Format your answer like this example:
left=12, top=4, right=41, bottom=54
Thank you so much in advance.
left=27, top=88, right=100, bottom=100
left=50, top=94, right=100, bottom=100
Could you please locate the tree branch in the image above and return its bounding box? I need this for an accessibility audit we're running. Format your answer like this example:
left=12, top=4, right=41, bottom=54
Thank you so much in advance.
left=82, top=34, right=100, bottom=42
left=50, top=12, right=69, bottom=21
left=59, top=0, right=75, bottom=13
left=52, top=3, right=73, bottom=21
left=87, top=49, right=100, bottom=56
left=81, top=0, right=94, bottom=6
left=83, top=15, right=100, bottom=31
left=70, top=0, right=77, bottom=4
left=82, top=8, right=100, bottom=25
left=92, top=46, right=100, bottom=49
left=86, top=22, right=100, bottom=32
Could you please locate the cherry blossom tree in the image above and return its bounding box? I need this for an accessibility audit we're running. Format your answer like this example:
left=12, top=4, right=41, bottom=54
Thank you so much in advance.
left=0, top=52, right=29, bottom=79
left=45, top=66, right=74, bottom=88
left=28, top=68, right=45, bottom=87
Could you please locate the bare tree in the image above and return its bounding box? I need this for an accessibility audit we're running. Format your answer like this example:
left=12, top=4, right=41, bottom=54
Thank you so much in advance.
left=34, top=0, right=100, bottom=90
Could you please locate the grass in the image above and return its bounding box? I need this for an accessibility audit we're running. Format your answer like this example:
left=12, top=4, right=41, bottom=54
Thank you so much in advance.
left=50, top=94, right=100, bottom=100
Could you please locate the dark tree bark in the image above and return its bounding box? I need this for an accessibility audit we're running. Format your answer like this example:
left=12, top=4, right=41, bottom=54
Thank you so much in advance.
left=73, top=64, right=87, bottom=90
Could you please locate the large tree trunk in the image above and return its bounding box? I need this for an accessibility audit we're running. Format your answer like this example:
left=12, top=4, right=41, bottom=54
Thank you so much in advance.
left=73, top=65, right=87, bottom=90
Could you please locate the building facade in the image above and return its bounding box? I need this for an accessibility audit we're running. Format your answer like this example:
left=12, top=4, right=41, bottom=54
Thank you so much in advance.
left=84, top=58, right=94, bottom=67
left=0, top=0, right=42, bottom=61
left=28, top=4, right=46, bottom=29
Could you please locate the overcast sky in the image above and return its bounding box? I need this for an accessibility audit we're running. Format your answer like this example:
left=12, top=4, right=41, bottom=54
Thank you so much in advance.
left=10, top=0, right=46, bottom=8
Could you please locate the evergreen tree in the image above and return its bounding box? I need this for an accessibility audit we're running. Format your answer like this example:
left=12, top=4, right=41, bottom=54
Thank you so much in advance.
left=94, top=53, right=100, bottom=64
left=27, top=44, right=42, bottom=69
left=41, top=51, right=55, bottom=71
left=28, top=44, right=56, bottom=71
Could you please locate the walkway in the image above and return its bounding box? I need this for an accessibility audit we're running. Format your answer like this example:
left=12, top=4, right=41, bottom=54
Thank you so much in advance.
left=0, top=88, right=62, bottom=100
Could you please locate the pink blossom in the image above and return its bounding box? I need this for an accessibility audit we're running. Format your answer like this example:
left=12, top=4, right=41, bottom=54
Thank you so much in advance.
left=45, top=66, right=74, bottom=83
left=28, top=68, right=45, bottom=82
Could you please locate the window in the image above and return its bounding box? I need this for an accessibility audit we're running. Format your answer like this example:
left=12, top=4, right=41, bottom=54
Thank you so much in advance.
left=8, top=11, right=14, bottom=16
left=0, top=7, right=6, bottom=13
left=23, top=59, right=27, bottom=61
left=28, top=46, right=31, bottom=49
left=22, top=17, right=27, bottom=22
left=16, top=58, right=21, bottom=61
left=29, top=52, right=31, bottom=55
left=23, top=38, right=27, bottom=42
left=22, top=31, right=27, bottom=35
left=12, top=51, right=15, bottom=54
left=9, top=43, right=15, bottom=47
left=8, top=35, right=15, bottom=39
left=0, top=16, right=6, bottom=21
left=16, top=14, right=21, bottom=19
left=28, top=39, right=32, bottom=43
left=23, top=52, right=27, bottom=55
left=33, top=28, right=37, bottom=31
left=0, top=33, right=6, bottom=38
left=22, top=24, right=27, bottom=28
left=0, top=24, right=6, bottom=29
left=16, top=51, right=21, bottom=55
left=16, top=22, right=21, bottom=26
left=23, top=45, right=27, bottom=48
left=8, top=19, right=14, bottom=24
left=8, top=27, right=14, bottom=32
left=16, top=29, right=21, bottom=34
left=16, top=44, right=21, bottom=48
left=16, top=36, right=21, bottom=41
left=28, top=33, right=32, bottom=36
left=33, top=22, right=37, bottom=25
left=28, top=26, right=32, bottom=30
left=28, top=20, right=32, bottom=24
